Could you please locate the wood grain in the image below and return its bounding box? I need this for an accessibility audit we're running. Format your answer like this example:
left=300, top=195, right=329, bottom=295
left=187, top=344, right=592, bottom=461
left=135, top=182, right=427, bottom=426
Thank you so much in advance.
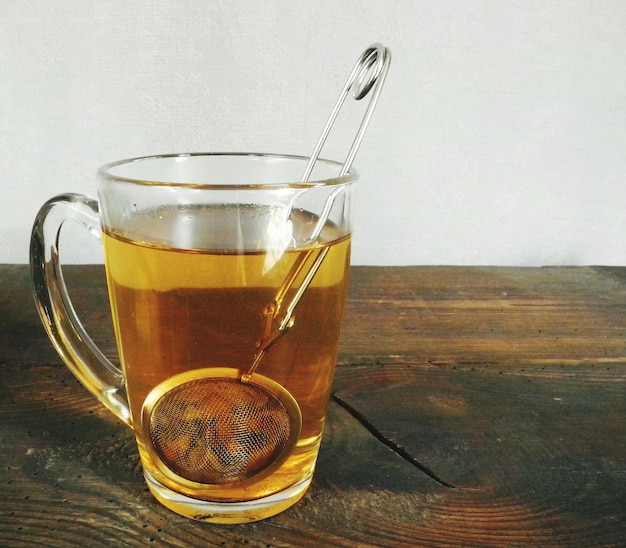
left=2, top=264, right=626, bottom=546
left=331, top=363, right=626, bottom=545
left=340, top=266, right=626, bottom=367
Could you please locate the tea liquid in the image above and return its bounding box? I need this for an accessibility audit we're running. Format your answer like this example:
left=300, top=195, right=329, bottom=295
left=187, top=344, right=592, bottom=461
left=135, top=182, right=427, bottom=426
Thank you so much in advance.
left=102, top=205, right=350, bottom=502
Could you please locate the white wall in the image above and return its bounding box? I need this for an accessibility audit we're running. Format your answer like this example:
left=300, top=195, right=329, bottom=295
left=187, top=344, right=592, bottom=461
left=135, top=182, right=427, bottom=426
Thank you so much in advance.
left=2, top=0, right=626, bottom=266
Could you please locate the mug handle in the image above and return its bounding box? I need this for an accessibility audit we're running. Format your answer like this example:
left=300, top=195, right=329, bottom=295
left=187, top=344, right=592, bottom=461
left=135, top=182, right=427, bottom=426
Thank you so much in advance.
left=30, top=193, right=131, bottom=426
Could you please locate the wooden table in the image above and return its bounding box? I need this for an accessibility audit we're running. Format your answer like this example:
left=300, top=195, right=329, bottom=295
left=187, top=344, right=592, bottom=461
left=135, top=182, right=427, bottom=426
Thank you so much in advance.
left=1, top=264, right=625, bottom=547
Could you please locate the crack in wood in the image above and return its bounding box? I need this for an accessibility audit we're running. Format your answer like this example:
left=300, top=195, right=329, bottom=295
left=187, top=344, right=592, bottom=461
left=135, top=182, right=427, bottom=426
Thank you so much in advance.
left=332, top=393, right=456, bottom=488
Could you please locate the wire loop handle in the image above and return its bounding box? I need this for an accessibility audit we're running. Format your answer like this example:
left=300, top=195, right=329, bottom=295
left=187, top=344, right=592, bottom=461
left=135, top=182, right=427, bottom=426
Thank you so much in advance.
left=302, top=43, right=391, bottom=243
left=301, top=43, right=391, bottom=182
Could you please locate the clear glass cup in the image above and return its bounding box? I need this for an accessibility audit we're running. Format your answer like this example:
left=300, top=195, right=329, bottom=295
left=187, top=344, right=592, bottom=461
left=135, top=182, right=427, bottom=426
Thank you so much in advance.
left=30, top=152, right=357, bottom=523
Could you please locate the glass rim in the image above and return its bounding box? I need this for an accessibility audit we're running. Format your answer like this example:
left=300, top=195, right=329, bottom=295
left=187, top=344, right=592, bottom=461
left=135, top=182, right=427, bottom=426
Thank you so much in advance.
left=97, top=152, right=359, bottom=190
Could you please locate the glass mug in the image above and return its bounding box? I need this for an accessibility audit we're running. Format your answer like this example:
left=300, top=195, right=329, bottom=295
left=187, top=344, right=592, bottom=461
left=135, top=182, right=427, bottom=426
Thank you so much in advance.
left=30, top=153, right=357, bottom=523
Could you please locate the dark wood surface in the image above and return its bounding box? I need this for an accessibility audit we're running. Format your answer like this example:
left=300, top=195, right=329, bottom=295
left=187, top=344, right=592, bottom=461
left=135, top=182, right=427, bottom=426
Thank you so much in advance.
left=1, top=264, right=625, bottom=547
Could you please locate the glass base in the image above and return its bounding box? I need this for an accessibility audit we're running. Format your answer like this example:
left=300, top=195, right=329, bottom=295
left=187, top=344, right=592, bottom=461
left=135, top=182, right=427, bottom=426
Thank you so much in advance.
left=143, top=470, right=312, bottom=523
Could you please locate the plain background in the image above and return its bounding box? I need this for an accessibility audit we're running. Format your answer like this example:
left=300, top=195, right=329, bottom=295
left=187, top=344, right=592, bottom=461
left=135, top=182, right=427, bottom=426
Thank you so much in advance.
left=2, top=0, right=626, bottom=266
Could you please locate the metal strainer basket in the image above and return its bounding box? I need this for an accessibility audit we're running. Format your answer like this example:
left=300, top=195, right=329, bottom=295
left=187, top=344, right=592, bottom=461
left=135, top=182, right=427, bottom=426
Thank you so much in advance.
left=142, top=368, right=301, bottom=487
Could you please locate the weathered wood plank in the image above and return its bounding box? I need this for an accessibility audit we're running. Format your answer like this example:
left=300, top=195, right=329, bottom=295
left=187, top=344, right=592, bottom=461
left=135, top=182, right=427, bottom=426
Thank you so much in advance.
left=340, top=266, right=626, bottom=367
left=331, top=363, right=626, bottom=545
left=2, top=264, right=626, bottom=546
left=3, top=358, right=625, bottom=546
